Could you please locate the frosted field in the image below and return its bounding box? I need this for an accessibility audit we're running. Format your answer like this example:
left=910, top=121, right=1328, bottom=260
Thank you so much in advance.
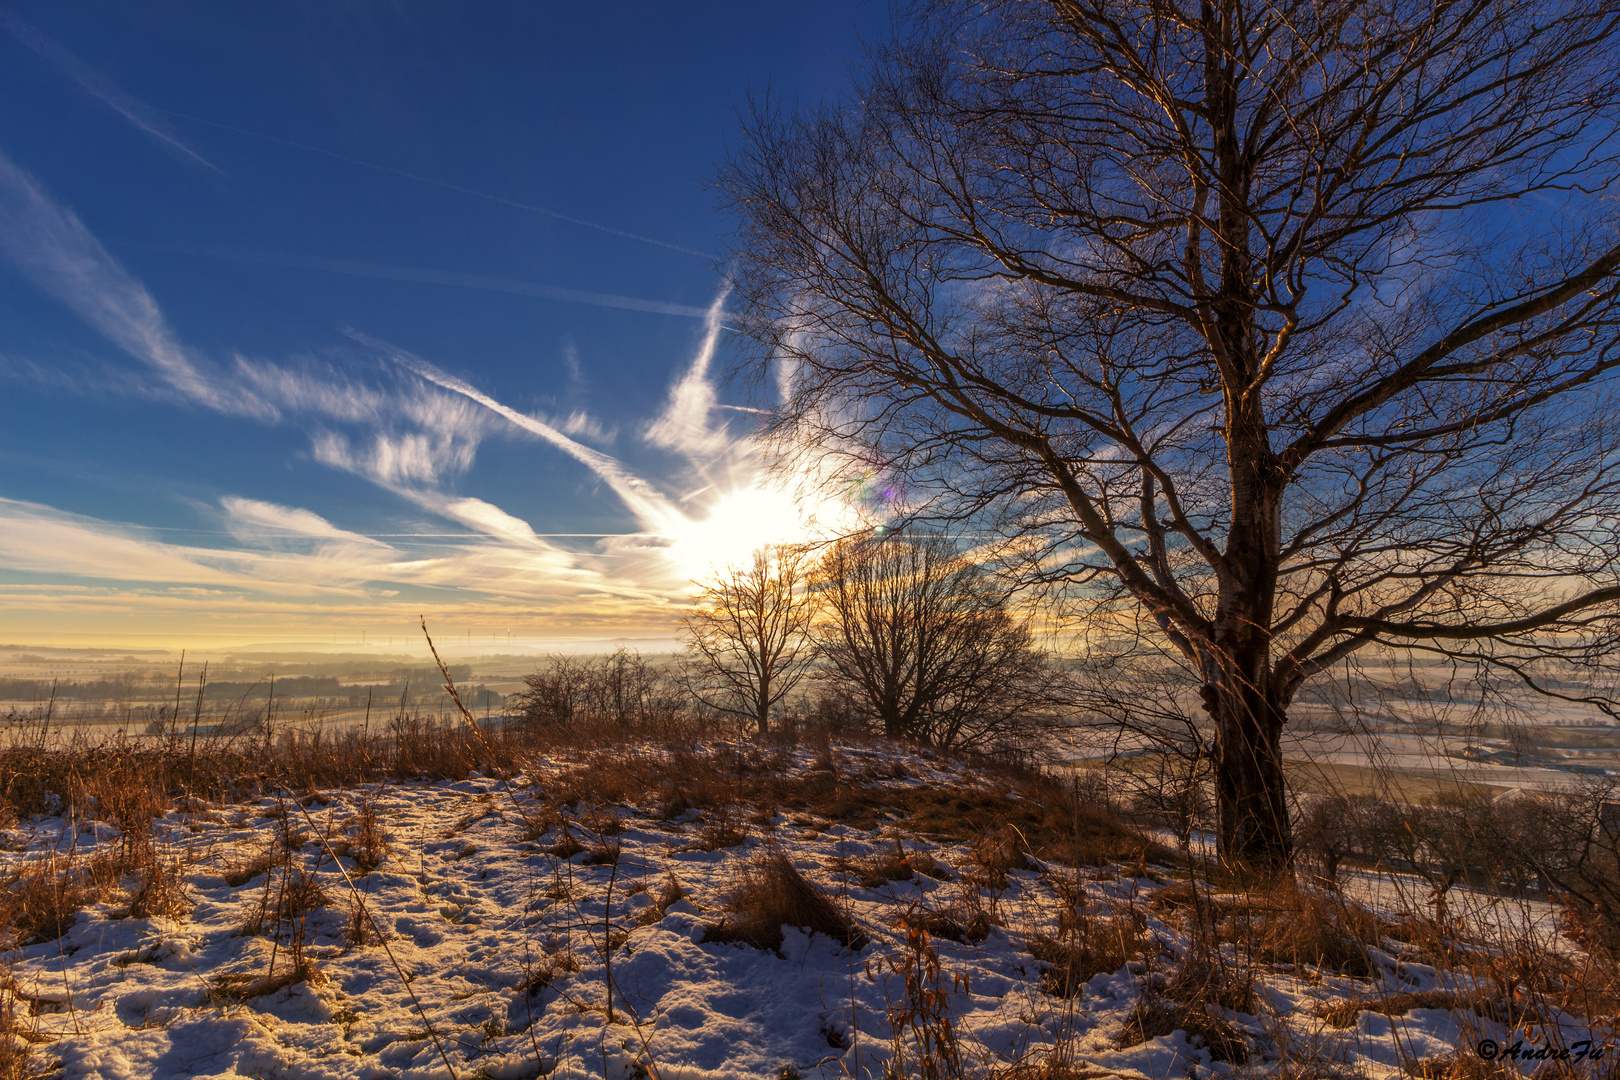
left=0, top=740, right=1614, bottom=1079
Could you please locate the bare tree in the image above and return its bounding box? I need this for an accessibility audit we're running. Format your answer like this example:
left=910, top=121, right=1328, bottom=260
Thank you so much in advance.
left=679, top=545, right=815, bottom=735
left=514, top=653, right=591, bottom=731
left=814, top=532, right=1060, bottom=750
left=515, top=647, right=675, bottom=733
left=720, top=0, right=1620, bottom=867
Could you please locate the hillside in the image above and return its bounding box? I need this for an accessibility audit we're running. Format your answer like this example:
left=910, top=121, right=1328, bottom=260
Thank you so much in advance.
left=0, top=738, right=1614, bottom=1079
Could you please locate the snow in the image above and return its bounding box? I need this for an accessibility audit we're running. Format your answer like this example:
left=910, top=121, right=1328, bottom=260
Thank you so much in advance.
left=1, top=739, right=1613, bottom=1078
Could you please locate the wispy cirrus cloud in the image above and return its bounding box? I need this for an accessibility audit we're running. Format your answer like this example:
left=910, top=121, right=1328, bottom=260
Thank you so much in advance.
left=359, top=330, right=688, bottom=535
left=0, top=149, right=258, bottom=413
left=0, top=494, right=653, bottom=614
left=218, top=496, right=392, bottom=554
left=0, top=495, right=363, bottom=595
left=0, top=10, right=219, bottom=173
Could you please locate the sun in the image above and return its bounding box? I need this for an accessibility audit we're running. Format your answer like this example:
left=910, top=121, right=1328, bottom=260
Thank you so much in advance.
left=664, top=482, right=861, bottom=581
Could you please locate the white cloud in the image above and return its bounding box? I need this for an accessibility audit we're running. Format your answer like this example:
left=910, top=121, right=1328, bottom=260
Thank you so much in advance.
left=0, top=150, right=259, bottom=413
left=360, top=331, right=688, bottom=535
left=219, top=496, right=391, bottom=553
left=643, top=286, right=735, bottom=461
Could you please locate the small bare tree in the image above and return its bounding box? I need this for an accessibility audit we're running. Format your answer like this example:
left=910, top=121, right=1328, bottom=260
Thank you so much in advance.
left=515, top=648, right=675, bottom=733
left=814, top=532, right=1061, bottom=750
left=679, top=545, right=815, bottom=736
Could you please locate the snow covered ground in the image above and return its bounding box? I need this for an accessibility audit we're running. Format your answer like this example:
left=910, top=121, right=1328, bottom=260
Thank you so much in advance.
left=1, top=739, right=1613, bottom=1079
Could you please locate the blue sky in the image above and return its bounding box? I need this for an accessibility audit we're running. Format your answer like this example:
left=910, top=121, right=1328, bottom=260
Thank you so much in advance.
left=0, top=2, right=881, bottom=650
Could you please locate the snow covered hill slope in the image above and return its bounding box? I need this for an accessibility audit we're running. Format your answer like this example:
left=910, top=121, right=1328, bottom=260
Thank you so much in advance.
left=0, top=738, right=1613, bottom=1079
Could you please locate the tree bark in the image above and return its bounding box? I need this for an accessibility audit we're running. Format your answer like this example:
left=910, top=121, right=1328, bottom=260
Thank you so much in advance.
left=1206, top=677, right=1291, bottom=869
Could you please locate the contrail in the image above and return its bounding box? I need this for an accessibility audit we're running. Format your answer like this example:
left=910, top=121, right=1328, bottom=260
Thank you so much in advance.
left=348, top=330, right=686, bottom=533
left=176, top=246, right=717, bottom=319
left=139, top=107, right=710, bottom=258
left=0, top=10, right=221, bottom=173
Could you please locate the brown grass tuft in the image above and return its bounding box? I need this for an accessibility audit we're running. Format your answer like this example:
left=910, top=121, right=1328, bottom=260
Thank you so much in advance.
left=842, top=837, right=944, bottom=889
left=1119, top=995, right=1250, bottom=1064
left=344, top=796, right=391, bottom=872
left=210, top=959, right=316, bottom=1002
left=545, top=828, right=585, bottom=860
left=121, top=851, right=193, bottom=921
left=910, top=888, right=995, bottom=945
left=276, top=868, right=330, bottom=921
left=1317, top=988, right=1548, bottom=1030
left=1241, top=885, right=1378, bottom=977
left=581, top=839, right=622, bottom=866
left=636, top=873, right=689, bottom=926
left=1029, top=913, right=1146, bottom=996
left=0, top=980, right=50, bottom=1080
left=966, top=824, right=1038, bottom=890
left=705, top=851, right=869, bottom=952
left=222, top=850, right=276, bottom=889
left=1, top=859, right=90, bottom=945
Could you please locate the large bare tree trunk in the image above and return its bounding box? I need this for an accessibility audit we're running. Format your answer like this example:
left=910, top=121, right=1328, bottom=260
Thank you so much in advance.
left=1206, top=675, right=1291, bottom=869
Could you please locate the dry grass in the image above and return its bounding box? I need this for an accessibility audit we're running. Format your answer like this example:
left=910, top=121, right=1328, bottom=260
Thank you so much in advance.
left=544, top=828, right=585, bottom=860
left=0, top=982, right=49, bottom=1080
left=537, top=745, right=1167, bottom=870
left=1029, top=913, right=1147, bottom=997
left=840, top=837, right=948, bottom=889
left=345, top=896, right=382, bottom=949
left=684, top=805, right=749, bottom=852
left=0, top=710, right=546, bottom=826
left=1316, top=988, right=1549, bottom=1029
left=635, top=873, right=689, bottom=926
left=0, top=858, right=91, bottom=946
left=210, top=958, right=317, bottom=1002
left=516, top=940, right=582, bottom=998
left=1153, top=880, right=1381, bottom=979
left=704, top=851, right=869, bottom=953
left=580, top=839, right=622, bottom=866
left=966, top=824, right=1039, bottom=890
left=1117, top=933, right=1258, bottom=1064
left=1400, top=1054, right=1521, bottom=1080
left=120, top=852, right=192, bottom=921
left=1239, top=885, right=1378, bottom=978
left=222, top=850, right=276, bottom=889
left=910, top=888, right=995, bottom=945
left=1119, top=994, right=1250, bottom=1064
left=344, top=796, right=391, bottom=872
left=582, top=808, right=624, bottom=836
left=276, top=868, right=330, bottom=921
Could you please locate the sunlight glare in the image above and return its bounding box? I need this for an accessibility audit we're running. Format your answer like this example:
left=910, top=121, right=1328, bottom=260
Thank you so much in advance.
left=667, top=484, right=840, bottom=580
